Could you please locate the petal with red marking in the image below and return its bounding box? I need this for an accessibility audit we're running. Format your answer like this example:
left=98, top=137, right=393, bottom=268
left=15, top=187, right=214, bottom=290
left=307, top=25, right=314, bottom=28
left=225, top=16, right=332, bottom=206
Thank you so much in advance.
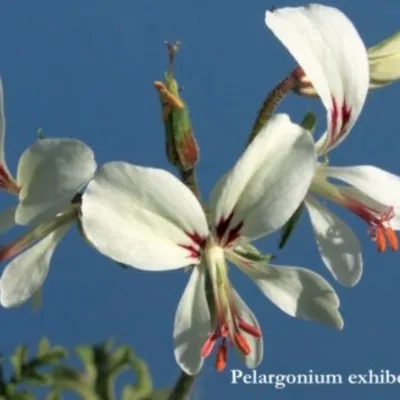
left=210, top=113, right=316, bottom=242
left=81, top=162, right=209, bottom=271
left=266, top=4, right=369, bottom=153
left=325, top=165, right=400, bottom=212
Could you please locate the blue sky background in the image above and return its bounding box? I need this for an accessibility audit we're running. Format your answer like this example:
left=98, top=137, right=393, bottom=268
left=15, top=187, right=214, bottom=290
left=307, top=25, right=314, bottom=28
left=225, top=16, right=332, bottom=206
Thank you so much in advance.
left=0, top=0, right=399, bottom=399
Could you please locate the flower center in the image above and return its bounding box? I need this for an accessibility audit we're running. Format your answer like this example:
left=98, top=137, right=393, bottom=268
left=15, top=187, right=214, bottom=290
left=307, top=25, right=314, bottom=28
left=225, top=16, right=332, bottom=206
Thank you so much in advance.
left=201, top=243, right=261, bottom=371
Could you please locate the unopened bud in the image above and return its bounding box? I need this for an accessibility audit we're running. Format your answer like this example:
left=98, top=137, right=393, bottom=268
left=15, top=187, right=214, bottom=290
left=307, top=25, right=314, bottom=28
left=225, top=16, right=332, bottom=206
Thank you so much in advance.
left=154, top=42, right=199, bottom=172
left=368, top=31, right=400, bottom=88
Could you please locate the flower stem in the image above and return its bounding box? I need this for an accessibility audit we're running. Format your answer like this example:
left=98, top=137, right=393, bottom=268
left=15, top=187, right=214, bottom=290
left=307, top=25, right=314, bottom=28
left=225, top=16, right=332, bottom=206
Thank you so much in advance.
left=179, top=167, right=201, bottom=201
left=166, top=372, right=195, bottom=400
left=247, top=69, right=297, bottom=144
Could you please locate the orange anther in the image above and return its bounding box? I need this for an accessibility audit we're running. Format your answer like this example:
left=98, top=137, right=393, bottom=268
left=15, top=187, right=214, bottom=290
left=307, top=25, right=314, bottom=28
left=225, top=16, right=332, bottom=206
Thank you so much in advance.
left=385, top=227, right=398, bottom=251
left=234, top=332, right=251, bottom=355
left=238, top=319, right=262, bottom=338
left=375, top=227, right=386, bottom=253
left=215, top=343, right=227, bottom=372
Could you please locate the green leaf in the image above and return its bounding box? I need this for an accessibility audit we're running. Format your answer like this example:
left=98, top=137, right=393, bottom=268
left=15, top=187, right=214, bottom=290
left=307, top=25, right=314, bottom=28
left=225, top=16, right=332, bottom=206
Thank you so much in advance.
left=23, top=371, right=51, bottom=386
left=10, top=346, right=28, bottom=381
left=278, top=202, right=304, bottom=249
left=46, top=389, right=62, bottom=400
left=37, top=338, right=51, bottom=358
left=37, top=349, right=67, bottom=365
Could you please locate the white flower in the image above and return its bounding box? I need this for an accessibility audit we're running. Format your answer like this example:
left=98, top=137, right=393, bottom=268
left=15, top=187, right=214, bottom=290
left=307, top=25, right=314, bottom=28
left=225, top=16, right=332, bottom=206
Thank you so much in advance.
left=368, top=31, right=400, bottom=88
left=0, top=79, right=97, bottom=307
left=267, top=4, right=400, bottom=287
left=276, top=7, right=400, bottom=94
left=80, top=113, right=343, bottom=375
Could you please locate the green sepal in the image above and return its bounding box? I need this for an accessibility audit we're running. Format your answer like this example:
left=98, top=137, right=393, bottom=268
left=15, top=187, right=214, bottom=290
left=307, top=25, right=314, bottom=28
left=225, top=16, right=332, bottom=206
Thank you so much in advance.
left=278, top=202, right=304, bottom=249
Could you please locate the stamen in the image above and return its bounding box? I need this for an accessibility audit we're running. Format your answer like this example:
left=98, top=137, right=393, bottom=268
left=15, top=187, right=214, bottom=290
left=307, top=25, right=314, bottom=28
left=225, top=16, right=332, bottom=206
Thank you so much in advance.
left=215, top=341, right=227, bottom=372
left=234, top=333, right=250, bottom=355
left=374, top=227, right=386, bottom=253
left=238, top=319, right=262, bottom=337
left=386, top=227, right=398, bottom=251
left=347, top=202, right=398, bottom=253
left=201, top=333, right=218, bottom=358
left=201, top=304, right=261, bottom=371
left=367, top=207, right=399, bottom=253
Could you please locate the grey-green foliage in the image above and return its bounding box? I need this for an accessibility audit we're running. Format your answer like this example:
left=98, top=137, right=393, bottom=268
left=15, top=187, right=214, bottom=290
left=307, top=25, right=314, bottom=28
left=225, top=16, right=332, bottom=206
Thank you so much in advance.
left=0, top=338, right=170, bottom=400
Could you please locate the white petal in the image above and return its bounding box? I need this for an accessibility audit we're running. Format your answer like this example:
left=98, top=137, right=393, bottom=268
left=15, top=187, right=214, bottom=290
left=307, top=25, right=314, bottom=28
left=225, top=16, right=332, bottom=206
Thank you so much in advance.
left=235, top=258, right=343, bottom=330
left=231, top=289, right=263, bottom=369
left=173, top=266, right=210, bottom=375
left=210, top=113, right=316, bottom=243
left=0, top=206, right=16, bottom=235
left=16, top=138, right=97, bottom=226
left=325, top=165, right=400, bottom=210
left=305, top=196, right=362, bottom=287
left=0, top=223, right=70, bottom=308
left=81, top=162, right=209, bottom=271
left=266, top=4, right=369, bottom=153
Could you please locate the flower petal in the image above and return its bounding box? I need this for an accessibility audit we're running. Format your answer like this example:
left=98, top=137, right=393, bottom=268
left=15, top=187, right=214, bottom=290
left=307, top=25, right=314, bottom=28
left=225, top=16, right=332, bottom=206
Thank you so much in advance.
left=325, top=165, right=400, bottom=210
left=339, top=185, right=400, bottom=230
left=266, top=4, right=369, bottom=153
left=305, top=196, right=362, bottom=287
left=0, top=223, right=70, bottom=308
left=210, top=113, right=316, bottom=242
left=16, top=138, right=96, bottom=226
left=231, top=289, right=263, bottom=369
left=234, top=256, right=343, bottom=330
left=173, top=266, right=210, bottom=375
left=0, top=206, right=16, bottom=235
left=81, top=162, right=209, bottom=271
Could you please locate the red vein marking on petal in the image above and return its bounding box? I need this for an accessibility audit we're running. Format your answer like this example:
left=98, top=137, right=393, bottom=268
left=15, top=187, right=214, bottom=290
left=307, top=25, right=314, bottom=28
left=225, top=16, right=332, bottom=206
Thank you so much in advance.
left=216, top=211, right=244, bottom=248
left=0, top=163, right=19, bottom=194
left=216, top=211, right=234, bottom=241
left=178, top=231, right=206, bottom=260
left=329, top=97, right=352, bottom=148
left=224, top=221, right=244, bottom=248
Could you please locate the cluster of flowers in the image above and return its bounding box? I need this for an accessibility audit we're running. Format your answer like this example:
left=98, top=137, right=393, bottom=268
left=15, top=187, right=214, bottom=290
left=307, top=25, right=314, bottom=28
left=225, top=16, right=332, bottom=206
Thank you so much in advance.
left=0, top=4, right=399, bottom=376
